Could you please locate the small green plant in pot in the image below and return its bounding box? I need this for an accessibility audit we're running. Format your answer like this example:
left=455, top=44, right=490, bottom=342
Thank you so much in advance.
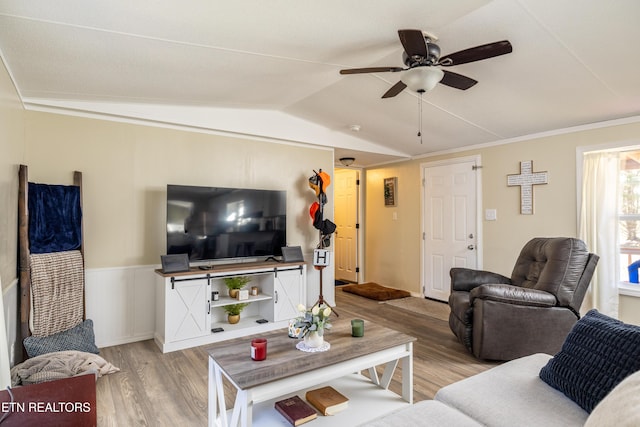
left=223, top=303, right=249, bottom=324
left=223, top=276, right=251, bottom=298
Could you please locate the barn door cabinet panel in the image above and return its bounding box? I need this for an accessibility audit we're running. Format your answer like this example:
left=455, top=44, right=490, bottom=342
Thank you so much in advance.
left=274, top=267, right=306, bottom=322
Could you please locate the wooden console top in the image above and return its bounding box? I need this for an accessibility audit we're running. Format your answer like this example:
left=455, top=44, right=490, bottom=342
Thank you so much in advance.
left=154, top=260, right=306, bottom=278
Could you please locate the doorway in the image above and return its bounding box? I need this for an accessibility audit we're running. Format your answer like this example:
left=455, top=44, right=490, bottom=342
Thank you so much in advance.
left=421, top=156, right=481, bottom=301
left=334, top=168, right=361, bottom=283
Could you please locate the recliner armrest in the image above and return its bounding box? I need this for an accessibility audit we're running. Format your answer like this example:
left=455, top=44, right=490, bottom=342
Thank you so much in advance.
left=450, top=268, right=512, bottom=292
left=469, top=284, right=558, bottom=307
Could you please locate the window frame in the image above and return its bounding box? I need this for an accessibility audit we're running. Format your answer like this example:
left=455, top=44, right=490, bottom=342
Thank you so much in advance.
left=577, top=141, right=640, bottom=298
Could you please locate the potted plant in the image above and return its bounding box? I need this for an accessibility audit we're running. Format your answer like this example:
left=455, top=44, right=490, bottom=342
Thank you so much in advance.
left=223, top=276, right=251, bottom=298
left=223, top=303, right=249, bottom=324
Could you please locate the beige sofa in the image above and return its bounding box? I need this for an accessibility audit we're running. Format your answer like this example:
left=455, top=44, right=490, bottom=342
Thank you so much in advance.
left=367, top=353, right=640, bottom=427
left=371, top=294, right=640, bottom=427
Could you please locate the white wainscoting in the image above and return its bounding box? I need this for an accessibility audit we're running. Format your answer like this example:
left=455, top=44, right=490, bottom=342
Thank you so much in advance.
left=85, top=265, right=157, bottom=348
left=3, top=280, right=19, bottom=366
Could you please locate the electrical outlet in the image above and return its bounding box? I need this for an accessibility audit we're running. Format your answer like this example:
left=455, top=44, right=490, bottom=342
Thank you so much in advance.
left=485, top=209, right=497, bottom=221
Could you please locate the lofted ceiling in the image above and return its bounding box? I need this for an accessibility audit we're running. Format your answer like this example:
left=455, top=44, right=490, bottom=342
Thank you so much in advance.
left=1, top=0, right=639, bottom=167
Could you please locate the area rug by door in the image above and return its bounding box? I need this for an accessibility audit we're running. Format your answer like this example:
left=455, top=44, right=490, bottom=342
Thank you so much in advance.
left=341, top=282, right=411, bottom=301
left=384, top=297, right=450, bottom=321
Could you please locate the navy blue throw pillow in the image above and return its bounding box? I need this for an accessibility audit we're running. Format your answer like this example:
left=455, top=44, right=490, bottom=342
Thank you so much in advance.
left=539, top=309, right=640, bottom=413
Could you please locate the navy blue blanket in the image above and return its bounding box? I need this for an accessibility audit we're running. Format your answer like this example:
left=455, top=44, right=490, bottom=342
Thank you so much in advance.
left=28, top=183, right=82, bottom=253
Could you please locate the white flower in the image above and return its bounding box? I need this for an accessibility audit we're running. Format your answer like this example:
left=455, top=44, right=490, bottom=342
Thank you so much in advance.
left=323, top=307, right=332, bottom=317
left=297, top=303, right=306, bottom=312
left=311, top=305, right=320, bottom=315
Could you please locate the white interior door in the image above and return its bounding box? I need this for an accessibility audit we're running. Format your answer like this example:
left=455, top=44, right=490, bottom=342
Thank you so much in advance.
left=334, top=168, right=359, bottom=283
left=422, top=158, right=479, bottom=301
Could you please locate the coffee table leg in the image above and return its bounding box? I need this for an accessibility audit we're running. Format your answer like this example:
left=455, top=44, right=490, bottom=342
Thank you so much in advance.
left=230, top=389, right=250, bottom=427
left=379, top=359, right=399, bottom=389
left=208, top=357, right=216, bottom=427
left=401, top=342, right=413, bottom=403
left=367, top=367, right=380, bottom=385
left=209, top=358, right=231, bottom=427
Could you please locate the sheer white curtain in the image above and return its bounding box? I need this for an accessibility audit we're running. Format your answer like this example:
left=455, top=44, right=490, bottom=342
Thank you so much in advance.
left=579, top=151, right=619, bottom=317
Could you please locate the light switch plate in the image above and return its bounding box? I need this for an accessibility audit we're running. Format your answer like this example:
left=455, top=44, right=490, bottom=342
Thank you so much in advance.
left=485, top=209, right=497, bottom=221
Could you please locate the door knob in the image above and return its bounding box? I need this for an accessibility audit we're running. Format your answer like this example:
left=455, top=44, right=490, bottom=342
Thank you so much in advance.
left=467, top=245, right=475, bottom=250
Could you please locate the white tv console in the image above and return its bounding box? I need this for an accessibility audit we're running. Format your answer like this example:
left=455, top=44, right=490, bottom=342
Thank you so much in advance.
left=154, top=261, right=306, bottom=353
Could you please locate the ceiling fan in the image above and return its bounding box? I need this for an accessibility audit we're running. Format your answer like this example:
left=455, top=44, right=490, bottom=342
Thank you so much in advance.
left=340, top=29, right=512, bottom=98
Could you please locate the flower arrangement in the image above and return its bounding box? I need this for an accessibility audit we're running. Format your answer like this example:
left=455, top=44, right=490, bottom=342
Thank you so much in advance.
left=294, top=303, right=332, bottom=338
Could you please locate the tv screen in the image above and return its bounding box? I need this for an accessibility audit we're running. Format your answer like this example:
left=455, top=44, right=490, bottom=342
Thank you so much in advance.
left=166, top=185, right=286, bottom=263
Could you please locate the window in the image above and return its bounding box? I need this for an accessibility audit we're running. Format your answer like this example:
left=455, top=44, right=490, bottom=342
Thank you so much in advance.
left=620, top=151, right=640, bottom=283
left=578, top=144, right=640, bottom=315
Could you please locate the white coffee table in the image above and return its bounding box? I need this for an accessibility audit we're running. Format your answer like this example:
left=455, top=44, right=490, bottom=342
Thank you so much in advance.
left=207, top=319, right=416, bottom=427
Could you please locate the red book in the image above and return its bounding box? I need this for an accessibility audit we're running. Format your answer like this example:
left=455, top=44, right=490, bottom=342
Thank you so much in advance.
left=274, top=395, right=318, bottom=426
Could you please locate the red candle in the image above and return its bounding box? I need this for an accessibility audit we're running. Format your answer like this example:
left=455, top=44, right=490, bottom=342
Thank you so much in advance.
left=251, top=338, right=267, bottom=361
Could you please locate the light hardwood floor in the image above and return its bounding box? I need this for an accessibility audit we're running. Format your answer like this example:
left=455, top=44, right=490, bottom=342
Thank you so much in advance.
left=96, top=289, right=498, bottom=426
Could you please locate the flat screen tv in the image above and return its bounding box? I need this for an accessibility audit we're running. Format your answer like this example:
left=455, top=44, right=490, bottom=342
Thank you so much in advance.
left=166, top=185, right=286, bottom=263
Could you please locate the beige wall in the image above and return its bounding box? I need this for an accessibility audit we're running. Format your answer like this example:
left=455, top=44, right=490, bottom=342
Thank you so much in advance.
left=23, top=112, right=333, bottom=269
left=364, top=122, right=640, bottom=323
left=0, top=58, right=25, bottom=291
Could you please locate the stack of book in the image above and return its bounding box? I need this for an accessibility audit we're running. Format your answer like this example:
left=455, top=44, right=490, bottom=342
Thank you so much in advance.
left=274, top=386, right=350, bottom=425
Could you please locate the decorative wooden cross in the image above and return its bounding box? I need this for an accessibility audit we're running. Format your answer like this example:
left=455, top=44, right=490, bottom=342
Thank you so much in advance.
left=507, top=160, right=548, bottom=215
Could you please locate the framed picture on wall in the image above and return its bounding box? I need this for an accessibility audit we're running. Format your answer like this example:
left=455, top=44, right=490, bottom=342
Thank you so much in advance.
left=384, top=177, right=397, bottom=206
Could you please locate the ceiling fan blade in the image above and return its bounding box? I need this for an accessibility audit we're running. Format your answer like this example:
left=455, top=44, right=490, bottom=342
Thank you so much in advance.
left=440, top=70, right=478, bottom=90
left=440, top=40, right=512, bottom=66
left=340, top=66, right=404, bottom=75
left=398, top=29, right=428, bottom=57
left=382, top=81, right=407, bottom=98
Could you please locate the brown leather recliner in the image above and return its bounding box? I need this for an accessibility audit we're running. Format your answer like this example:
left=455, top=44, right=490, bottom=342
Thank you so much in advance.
left=448, top=237, right=599, bottom=361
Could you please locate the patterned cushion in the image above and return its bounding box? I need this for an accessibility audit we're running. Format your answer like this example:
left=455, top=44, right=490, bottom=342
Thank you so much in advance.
left=24, top=319, right=99, bottom=358
left=539, top=309, right=640, bottom=412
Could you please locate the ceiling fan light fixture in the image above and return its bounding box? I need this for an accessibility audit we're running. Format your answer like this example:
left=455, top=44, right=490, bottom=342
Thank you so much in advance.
left=339, top=157, right=355, bottom=167
left=402, top=67, right=444, bottom=92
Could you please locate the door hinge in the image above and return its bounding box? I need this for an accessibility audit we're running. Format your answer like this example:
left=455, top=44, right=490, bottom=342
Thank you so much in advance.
left=422, top=232, right=426, bottom=240
left=356, top=179, right=360, bottom=186
left=355, top=223, right=360, bottom=229
left=356, top=267, right=360, bottom=273
left=472, top=165, right=483, bottom=170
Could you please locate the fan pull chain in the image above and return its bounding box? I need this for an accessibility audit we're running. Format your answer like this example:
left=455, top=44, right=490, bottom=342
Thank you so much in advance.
left=417, top=92, right=423, bottom=144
